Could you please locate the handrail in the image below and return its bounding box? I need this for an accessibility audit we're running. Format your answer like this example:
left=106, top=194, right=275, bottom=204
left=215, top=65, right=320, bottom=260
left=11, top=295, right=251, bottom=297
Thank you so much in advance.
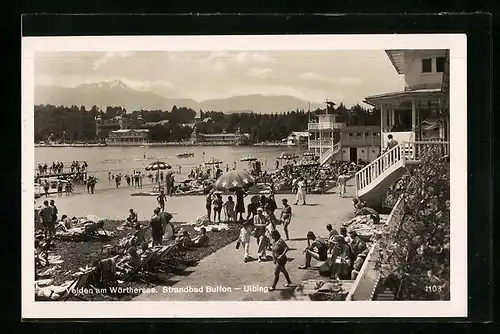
left=319, top=141, right=341, bottom=166
left=355, top=141, right=449, bottom=194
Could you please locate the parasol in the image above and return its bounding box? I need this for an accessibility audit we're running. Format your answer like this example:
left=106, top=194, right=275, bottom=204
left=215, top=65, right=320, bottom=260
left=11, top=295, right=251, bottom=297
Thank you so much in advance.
left=213, top=169, right=256, bottom=191
left=295, top=160, right=320, bottom=168
left=145, top=161, right=171, bottom=189
left=145, top=161, right=171, bottom=171
left=278, top=152, right=299, bottom=160
left=204, top=157, right=223, bottom=165
left=240, top=156, right=257, bottom=162
left=303, top=151, right=315, bottom=157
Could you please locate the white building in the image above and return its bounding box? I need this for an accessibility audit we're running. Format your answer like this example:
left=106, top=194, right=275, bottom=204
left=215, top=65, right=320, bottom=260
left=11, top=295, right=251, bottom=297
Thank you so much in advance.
left=355, top=49, right=450, bottom=208
left=364, top=49, right=450, bottom=148
left=285, top=131, right=310, bottom=146
left=105, top=129, right=149, bottom=146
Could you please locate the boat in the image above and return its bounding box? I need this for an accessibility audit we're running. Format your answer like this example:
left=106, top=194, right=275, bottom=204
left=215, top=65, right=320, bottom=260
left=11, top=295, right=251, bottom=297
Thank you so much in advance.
left=176, top=152, right=195, bottom=158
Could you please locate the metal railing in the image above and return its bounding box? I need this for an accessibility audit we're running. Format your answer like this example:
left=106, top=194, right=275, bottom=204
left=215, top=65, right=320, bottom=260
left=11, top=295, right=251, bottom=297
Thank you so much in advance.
left=319, top=141, right=341, bottom=166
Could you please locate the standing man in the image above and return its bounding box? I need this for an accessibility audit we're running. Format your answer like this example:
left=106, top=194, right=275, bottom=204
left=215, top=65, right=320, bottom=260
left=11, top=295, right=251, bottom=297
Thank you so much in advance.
left=49, top=199, right=58, bottom=223
left=149, top=208, right=164, bottom=246
left=337, top=173, right=347, bottom=198
left=39, top=200, right=55, bottom=240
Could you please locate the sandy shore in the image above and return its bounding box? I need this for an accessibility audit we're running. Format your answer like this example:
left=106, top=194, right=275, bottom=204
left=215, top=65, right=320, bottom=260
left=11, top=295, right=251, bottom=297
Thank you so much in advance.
left=34, top=180, right=357, bottom=302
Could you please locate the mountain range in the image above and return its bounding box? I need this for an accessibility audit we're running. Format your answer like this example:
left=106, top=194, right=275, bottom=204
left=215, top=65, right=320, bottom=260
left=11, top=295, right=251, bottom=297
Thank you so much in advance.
left=34, top=80, right=325, bottom=114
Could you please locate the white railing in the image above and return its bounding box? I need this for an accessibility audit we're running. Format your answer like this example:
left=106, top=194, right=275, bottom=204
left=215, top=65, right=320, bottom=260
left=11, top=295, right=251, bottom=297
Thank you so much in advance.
left=309, top=139, right=334, bottom=147
left=319, top=141, right=341, bottom=166
left=308, top=122, right=346, bottom=130
left=355, top=141, right=449, bottom=193
left=346, top=195, right=405, bottom=301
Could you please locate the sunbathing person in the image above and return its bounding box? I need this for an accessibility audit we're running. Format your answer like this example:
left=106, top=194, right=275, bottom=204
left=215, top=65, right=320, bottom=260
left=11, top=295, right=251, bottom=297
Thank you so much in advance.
left=126, top=209, right=138, bottom=227
left=193, top=227, right=209, bottom=247
left=176, top=230, right=194, bottom=249
left=299, top=231, right=328, bottom=269
left=116, top=246, right=141, bottom=273
left=350, top=252, right=367, bottom=280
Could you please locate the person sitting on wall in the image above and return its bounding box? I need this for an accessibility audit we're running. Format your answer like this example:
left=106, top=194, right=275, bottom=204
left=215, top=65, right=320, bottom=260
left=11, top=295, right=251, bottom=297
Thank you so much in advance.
left=299, top=231, right=328, bottom=269
left=126, top=209, right=138, bottom=227
left=351, top=252, right=367, bottom=280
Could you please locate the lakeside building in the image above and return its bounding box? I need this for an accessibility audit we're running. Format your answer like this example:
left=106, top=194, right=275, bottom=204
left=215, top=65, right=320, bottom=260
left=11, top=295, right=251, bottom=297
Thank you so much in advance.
left=190, top=126, right=251, bottom=145
left=97, top=113, right=150, bottom=146
left=284, top=131, right=310, bottom=147
left=105, top=129, right=149, bottom=145
left=348, top=49, right=451, bottom=302
left=355, top=49, right=450, bottom=209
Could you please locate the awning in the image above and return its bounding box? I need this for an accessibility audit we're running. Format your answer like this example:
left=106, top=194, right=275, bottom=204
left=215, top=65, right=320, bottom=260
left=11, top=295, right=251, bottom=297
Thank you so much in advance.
left=385, top=50, right=406, bottom=74
left=364, top=88, right=442, bottom=107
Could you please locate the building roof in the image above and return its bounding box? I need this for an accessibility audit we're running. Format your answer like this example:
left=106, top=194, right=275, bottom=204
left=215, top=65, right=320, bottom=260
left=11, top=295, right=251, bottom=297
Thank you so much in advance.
left=290, top=131, right=310, bottom=137
left=364, top=88, right=442, bottom=106
left=341, top=125, right=381, bottom=133
left=110, top=129, right=149, bottom=133
left=386, top=50, right=406, bottom=74
left=198, top=132, right=249, bottom=137
left=143, top=120, right=169, bottom=127
left=202, top=117, right=213, bottom=123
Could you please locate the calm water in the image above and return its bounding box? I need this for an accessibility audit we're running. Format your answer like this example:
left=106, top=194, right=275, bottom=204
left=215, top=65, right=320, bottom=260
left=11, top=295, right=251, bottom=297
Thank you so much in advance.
left=35, top=145, right=304, bottom=184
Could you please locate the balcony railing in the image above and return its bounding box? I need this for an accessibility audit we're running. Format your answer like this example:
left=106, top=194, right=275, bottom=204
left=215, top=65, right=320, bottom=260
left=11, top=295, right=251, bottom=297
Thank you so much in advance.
left=308, top=122, right=346, bottom=130
left=309, top=139, right=334, bottom=147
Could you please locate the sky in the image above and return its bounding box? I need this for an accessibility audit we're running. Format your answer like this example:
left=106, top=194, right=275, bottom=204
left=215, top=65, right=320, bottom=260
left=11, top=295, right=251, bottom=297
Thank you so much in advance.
left=35, top=50, right=405, bottom=107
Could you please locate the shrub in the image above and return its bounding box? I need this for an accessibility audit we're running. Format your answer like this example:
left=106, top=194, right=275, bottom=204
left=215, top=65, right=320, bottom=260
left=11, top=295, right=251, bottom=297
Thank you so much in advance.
left=375, top=146, right=450, bottom=300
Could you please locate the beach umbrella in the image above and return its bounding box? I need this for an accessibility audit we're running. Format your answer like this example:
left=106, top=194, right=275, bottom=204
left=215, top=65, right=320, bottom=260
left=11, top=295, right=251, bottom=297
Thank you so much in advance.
left=296, top=160, right=319, bottom=168
left=204, top=158, right=223, bottom=166
left=240, top=156, right=257, bottom=162
left=145, top=161, right=171, bottom=171
left=213, top=169, right=256, bottom=191
left=278, top=152, right=298, bottom=160
left=145, top=161, right=171, bottom=189
left=303, top=151, right=315, bottom=157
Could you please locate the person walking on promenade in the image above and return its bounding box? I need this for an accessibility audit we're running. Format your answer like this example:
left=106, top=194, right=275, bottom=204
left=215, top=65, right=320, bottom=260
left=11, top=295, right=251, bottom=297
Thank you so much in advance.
left=268, top=230, right=292, bottom=291
left=294, top=177, right=307, bottom=205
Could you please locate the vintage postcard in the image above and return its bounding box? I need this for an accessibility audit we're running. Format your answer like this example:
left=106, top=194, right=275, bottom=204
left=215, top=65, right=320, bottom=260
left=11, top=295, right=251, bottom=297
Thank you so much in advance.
left=22, top=34, right=467, bottom=318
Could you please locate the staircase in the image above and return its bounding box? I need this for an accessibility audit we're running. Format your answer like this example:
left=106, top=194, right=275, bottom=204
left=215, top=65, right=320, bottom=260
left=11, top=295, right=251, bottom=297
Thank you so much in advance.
left=319, top=141, right=341, bottom=166
left=354, top=141, right=449, bottom=208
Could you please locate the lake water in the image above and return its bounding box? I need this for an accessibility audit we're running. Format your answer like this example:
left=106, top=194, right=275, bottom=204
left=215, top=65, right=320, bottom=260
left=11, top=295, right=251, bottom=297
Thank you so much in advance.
left=35, top=145, right=305, bottom=186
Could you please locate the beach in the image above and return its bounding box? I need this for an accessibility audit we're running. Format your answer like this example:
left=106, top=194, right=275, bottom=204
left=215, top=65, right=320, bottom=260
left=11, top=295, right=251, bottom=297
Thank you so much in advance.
left=35, top=178, right=356, bottom=301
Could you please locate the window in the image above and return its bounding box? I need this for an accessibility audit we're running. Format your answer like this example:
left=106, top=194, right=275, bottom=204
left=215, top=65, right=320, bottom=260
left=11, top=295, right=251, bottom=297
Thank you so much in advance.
left=422, top=58, right=432, bottom=73
left=436, top=56, right=445, bottom=73
left=373, top=132, right=379, bottom=136
left=356, top=133, right=361, bottom=137
left=365, top=132, right=369, bottom=137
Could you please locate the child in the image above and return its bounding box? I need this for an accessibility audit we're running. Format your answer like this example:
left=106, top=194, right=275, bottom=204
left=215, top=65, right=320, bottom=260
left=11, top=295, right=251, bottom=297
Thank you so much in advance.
left=223, top=196, right=236, bottom=222
left=212, top=193, right=223, bottom=223
left=238, top=221, right=252, bottom=262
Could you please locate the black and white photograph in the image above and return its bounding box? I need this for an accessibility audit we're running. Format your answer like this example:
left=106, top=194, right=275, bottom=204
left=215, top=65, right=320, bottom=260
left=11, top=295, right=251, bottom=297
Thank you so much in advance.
left=22, top=34, right=467, bottom=318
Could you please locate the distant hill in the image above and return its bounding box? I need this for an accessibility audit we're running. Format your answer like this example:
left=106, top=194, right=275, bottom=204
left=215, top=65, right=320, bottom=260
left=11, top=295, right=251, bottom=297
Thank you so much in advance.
left=34, top=80, right=324, bottom=114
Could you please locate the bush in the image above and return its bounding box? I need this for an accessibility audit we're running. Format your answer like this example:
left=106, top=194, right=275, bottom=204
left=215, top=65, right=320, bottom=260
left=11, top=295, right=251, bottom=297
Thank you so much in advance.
left=376, top=146, right=450, bottom=300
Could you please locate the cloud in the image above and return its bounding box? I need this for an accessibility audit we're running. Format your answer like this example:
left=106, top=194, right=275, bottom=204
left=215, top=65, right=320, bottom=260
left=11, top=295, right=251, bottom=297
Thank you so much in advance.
left=247, top=68, right=273, bottom=78
left=212, top=61, right=227, bottom=73
left=236, top=52, right=277, bottom=64
left=92, top=51, right=136, bottom=71
left=298, top=72, right=334, bottom=83
left=120, top=78, right=174, bottom=91
left=339, top=77, right=363, bottom=85
left=298, top=72, right=363, bottom=86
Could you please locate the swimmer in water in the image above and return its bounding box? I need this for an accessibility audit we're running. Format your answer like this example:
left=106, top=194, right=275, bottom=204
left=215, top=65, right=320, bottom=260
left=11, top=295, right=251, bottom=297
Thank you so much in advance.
left=143, top=153, right=146, bottom=159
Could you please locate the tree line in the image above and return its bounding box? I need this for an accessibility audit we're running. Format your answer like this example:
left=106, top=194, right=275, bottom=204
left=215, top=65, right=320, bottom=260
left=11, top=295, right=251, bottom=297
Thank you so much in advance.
left=34, top=103, right=380, bottom=143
